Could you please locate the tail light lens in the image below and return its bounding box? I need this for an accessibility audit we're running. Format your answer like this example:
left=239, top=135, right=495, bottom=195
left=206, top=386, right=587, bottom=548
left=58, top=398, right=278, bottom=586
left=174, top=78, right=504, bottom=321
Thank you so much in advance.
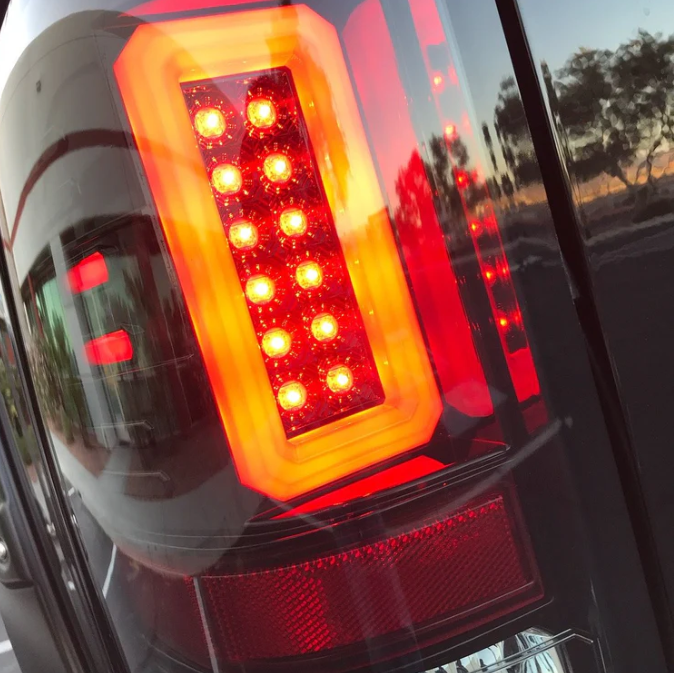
left=0, top=2, right=658, bottom=673
left=198, top=491, right=536, bottom=662
left=114, top=14, right=443, bottom=499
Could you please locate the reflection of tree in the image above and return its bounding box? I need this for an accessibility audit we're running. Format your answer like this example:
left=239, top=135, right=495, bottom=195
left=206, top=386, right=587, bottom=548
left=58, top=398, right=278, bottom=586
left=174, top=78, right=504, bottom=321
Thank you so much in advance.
left=549, top=31, right=674, bottom=193
left=393, top=132, right=497, bottom=239
left=494, top=78, right=541, bottom=188
left=31, top=311, right=89, bottom=444
left=394, top=135, right=467, bottom=235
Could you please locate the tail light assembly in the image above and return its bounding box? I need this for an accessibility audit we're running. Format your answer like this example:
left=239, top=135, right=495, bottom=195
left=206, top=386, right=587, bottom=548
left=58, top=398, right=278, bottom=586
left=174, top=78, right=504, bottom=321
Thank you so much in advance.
left=0, top=2, right=663, bottom=673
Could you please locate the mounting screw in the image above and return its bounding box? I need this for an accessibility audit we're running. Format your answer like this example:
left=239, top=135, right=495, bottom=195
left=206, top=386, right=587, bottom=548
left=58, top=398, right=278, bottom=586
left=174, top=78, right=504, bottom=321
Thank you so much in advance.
left=0, top=539, right=9, bottom=563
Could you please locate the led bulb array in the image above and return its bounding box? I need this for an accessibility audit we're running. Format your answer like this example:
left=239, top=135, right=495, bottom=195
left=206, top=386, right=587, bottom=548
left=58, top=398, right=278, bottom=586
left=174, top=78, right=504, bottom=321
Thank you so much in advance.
left=183, top=69, right=384, bottom=436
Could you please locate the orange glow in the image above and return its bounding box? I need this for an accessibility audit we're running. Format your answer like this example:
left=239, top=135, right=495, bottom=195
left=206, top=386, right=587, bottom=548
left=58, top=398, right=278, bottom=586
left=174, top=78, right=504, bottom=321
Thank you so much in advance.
left=279, top=208, right=307, bottom=236
left=228, top=221, right=258, bottom=250
left=484, top=269, right=495, bottom=282
left=262, top=328, right=292, bottom=358
left=326, top=365, right=353, bottom=394
left=311, top=313, right=338, bottom=342
left=470, top=221, right=480, bottom=233
left=114, top=6, right=441, bottom=500
left=212, top=164, right=242, bottom=195
left=263, top=153, right=292, bottom=183
left=245, top=275, right=275, bottom=305
left=499, top=317, right=509, bottom=329
left=432, top=73, right=444, bottom=91
left=295, top=261, right=323, bottom=290
left=278, top=381, right=307, bottom=411
left=343, top=0, right=493, bottom=419
left=194, top=107, right=226, bottom=138
left=247, top=98, right=277, bottom=128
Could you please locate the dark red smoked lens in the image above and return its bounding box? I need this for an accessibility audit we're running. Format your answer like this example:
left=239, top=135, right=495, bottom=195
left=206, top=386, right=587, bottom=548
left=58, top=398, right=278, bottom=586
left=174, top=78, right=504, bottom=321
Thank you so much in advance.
left=201, top=491, right=539, bottom=662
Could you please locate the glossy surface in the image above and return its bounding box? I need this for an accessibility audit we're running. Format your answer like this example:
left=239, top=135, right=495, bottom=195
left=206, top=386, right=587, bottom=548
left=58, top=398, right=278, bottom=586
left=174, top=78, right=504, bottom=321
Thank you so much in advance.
left=518, top=0, right=674, bottom=641
left=0, top=1, right=669, bottom=673
left=115, top=6, right=441, bottom=500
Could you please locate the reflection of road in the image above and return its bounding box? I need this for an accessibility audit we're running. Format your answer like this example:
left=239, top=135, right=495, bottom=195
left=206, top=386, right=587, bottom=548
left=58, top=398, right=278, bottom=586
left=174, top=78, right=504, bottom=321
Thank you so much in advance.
left=50, top=432, right=261, bottom=573
left=0, top=617, right=20, bottom=673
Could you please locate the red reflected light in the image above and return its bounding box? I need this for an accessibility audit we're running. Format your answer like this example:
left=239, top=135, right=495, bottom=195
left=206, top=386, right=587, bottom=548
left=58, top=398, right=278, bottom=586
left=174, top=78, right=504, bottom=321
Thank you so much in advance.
left=130, top=0, right=267, bottom=14
left=455, top=170, right=470, bottom=190
left=67, top=252, right=109, bottom=294
left=345, top=0, right=493, bottom=418
left=85, top=330, right=133, bottom=365
left=277, top=456, right=443, bottom=518
left=410, top=0, right=541, bottom=405
left=202, top=491, right=540, bottom=662
left=444, top=123, right=458, bottom=141
left=449, top=65, right=459, bottom=86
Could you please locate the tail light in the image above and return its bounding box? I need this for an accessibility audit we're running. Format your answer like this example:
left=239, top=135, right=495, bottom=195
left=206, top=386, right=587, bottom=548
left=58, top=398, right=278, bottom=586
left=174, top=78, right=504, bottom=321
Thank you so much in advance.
left=114, top=13, right=442, bottom=499
left=0, top=2, right=658, bottom=673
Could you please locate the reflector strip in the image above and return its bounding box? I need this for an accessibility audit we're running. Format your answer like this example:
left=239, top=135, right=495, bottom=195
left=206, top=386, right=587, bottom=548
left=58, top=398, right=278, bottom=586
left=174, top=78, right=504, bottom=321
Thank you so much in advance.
left=202, top=492, right=540, bottom=661
left=67, top=252, right=109, bottom=294
left=114, top=6, right=441, bottom=500
left=84, top=330, right=133, bottom=365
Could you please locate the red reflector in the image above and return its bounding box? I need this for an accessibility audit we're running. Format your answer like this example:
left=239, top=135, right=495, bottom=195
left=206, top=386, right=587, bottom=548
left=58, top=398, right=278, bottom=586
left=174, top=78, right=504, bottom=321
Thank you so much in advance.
left=66, top=252, right=109, bottom=293
left=202, top=492, right=539, bottom=662
left=84, top=330, right=133, bottom=365
left=128, top=565, right=212, bottom=671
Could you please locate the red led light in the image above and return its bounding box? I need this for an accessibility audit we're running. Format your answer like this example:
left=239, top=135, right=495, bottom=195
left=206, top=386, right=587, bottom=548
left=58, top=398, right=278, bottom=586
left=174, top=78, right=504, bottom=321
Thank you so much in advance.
left=262, top=152, right=293, bottom=184
left=183, top=70, right=384, bottom=436
left=67, top=252, right=109, bottom=294
left=202, top=491, right=540, bottom=662
left=116, top=7, right=442, bottom=499
left=84, top=330, right=133, bottom=365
